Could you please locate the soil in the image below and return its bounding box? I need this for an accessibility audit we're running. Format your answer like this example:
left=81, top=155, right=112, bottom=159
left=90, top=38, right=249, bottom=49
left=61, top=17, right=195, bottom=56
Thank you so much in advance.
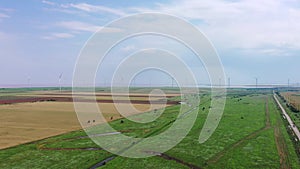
left=0, top=96, right=179, bottom=105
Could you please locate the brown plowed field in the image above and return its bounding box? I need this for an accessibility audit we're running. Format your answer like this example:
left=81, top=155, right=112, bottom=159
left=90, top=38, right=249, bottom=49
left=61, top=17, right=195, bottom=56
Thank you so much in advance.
left=0, top=96, right=179, bottom=105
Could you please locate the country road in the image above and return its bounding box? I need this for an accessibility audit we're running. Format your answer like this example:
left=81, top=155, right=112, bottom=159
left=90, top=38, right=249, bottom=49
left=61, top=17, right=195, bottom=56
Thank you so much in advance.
left=273, top=92, right=300, bottom=141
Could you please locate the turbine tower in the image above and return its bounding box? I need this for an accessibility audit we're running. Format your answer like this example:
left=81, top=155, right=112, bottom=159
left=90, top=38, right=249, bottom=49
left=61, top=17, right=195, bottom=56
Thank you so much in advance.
left=255, top=77, right=258, bottom=89
left=59, top=73, right=63, bottom=92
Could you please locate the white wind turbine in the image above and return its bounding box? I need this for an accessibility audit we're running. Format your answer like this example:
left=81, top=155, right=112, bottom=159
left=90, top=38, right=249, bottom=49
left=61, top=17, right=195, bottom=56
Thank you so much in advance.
left=59, top=73, right=63, bottom=92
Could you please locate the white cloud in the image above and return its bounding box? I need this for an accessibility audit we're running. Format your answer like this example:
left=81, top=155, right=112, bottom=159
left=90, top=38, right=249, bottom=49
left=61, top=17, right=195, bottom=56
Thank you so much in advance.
left=0, top=7, right=14, bottom=21
left=122, top=45, right=136, bottom=51
left=57, top=21, right=122, bottom=33
left=68, top=3, right=126, bottom=16
left=0, top=13, right=9, bottom=18
left=43, top=7, right=80, bottom=15
left=0, top=7, right=14, bottom=12
left=57, top=21, right=100, bottom=32
left=42, top=0, right=56, bottom=6
left=42, top=32, right=74, bottom=40
left=131, top=0, right=300, bottom=56
left=38, top=0, right=300, bottom=58
left=42, top=2, right=126, bottom=17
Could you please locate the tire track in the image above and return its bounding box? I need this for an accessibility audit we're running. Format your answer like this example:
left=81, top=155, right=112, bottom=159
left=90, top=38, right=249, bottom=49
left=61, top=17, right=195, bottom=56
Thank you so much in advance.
left=39, top=147, right=102, bottom=151
left=36, top=132, right=121, bottom=151
left=145, top=151, right=202, bottom=169
left=274, top=125, right=290, bottom=169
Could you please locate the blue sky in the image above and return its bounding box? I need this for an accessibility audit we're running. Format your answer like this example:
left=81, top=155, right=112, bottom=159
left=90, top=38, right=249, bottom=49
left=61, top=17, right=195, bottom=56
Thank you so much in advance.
left=1, top=0, right=300, bottom=87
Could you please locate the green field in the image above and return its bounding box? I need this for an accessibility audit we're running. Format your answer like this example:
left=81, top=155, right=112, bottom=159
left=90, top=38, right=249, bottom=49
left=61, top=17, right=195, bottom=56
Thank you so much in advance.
left=0, top=88, right=299, bottom=168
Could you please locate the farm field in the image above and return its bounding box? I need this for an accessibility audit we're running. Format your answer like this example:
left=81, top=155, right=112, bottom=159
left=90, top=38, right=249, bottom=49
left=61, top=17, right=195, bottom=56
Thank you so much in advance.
left=0, top=88, right=177, bottom=149
left=0, top=88, right=299, bottom=168
left=281, top=91, right=300, bottom=111
left=277, top=90, right=300, bottom=129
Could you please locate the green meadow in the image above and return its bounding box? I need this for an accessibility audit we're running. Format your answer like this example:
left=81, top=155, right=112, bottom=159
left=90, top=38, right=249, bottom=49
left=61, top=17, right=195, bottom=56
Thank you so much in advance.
left=0, top=89, right=299, bottom=168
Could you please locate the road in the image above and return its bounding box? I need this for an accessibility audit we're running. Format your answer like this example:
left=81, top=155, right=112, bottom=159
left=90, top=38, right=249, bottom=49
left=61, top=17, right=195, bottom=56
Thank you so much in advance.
left=273, top=92, right=300, bottom=141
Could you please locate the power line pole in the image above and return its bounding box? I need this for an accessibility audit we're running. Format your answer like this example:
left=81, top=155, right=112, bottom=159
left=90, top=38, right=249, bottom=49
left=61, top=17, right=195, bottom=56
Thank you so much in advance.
left=228, top=77, right=231, bottom=88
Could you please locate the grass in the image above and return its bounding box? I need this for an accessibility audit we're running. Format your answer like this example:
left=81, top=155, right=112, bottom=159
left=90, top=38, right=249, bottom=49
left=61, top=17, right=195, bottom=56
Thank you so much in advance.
left=0, top=144, right=111, bottom=169
left=207, top=94, right=300, bottom=169
left=210, top=129, right=279, bottom=169
left=270, top=96, right=300, bottom=169
left=165, top=93, right=267, bottom=167
left=103, top=156, right=189, bottom=169
left=1, top=89, right=300, bottom=168
left=276, top=90, right=300, bottom=165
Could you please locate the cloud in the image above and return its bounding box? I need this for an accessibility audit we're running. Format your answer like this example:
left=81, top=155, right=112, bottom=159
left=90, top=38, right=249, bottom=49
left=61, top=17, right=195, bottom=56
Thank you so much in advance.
left=0, top=7, right=15, bottom=12
left=0, top=13, right=9, bottom=18
left=57, top=21, right=122, bottom=33
left=131, top=0, right=300, bottom=56
left=57, top=21, right=100, bottom=32
left=42, top=32, right=74, bottom=40
left=122, top=45, right=136, bottom=52
left=0, top=8, right=13, bottom=21
left=41, top=0, right=300, bottom=58
left=67, top=3, right=126, bottom=16
left=42, top=0, right=56, bottom=6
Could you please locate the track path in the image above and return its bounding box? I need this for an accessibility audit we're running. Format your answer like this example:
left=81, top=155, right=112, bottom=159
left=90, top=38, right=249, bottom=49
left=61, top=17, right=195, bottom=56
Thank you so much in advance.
left=274, top=118, right=290, bottom=169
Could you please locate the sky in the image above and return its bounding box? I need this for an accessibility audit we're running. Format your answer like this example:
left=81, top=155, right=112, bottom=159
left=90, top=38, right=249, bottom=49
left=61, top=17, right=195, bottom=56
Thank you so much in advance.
left=1, top=0, right=300, bottom=87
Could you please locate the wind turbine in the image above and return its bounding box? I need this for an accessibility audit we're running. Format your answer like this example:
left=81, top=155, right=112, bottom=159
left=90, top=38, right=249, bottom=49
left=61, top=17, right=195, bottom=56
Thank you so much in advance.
left=59, top=73, right=63, bottom=92
left=254, top=77, right=258, bottom=89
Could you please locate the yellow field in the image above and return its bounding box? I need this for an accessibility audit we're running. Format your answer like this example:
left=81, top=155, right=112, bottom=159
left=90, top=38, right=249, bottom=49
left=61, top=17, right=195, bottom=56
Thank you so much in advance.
left=0, top=91, right=176, bottom=149
left=281, top=92, right=300, bottom=110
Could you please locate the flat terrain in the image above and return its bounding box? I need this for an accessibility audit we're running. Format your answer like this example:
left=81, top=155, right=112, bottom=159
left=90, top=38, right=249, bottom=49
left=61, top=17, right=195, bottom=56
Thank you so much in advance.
left=0, top=88, right=299, bottom=168
left=0, top=89, right=178, bottom=149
